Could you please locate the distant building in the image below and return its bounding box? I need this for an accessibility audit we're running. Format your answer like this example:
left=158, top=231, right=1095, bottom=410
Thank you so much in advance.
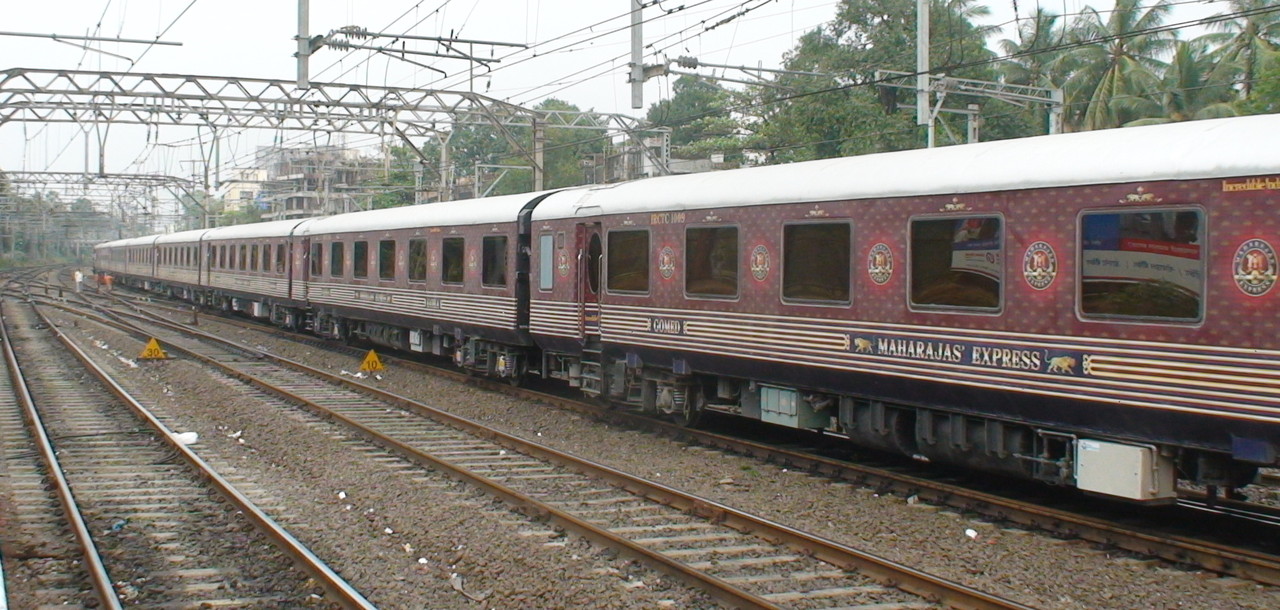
left=253, top=145, right=379, bottom=220
left=215, top=168, right=267, bottom=214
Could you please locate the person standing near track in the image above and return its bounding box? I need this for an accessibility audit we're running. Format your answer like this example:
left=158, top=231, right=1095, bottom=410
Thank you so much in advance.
left=73, top=269, right=84, bottom=292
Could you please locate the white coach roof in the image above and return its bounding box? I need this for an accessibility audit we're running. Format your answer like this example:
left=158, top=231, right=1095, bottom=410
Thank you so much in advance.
left=154, top=228, right=212, bottom=244
left=202, top=218, right=314, bottom=241
left=533, top=114, right=1280, bottom=220
left=301, top=191, right=556, bottom=236
left=95, top=234, right=157, bottom=250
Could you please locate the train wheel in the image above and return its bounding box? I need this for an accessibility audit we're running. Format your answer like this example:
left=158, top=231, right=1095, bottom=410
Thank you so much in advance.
left=674, top=390, right=704, bottom=428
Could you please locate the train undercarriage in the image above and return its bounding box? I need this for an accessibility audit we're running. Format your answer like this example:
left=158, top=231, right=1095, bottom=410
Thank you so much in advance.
left=123, top=278, right=1263, bottom=503
left=549, top=351, right=1259, bottom=503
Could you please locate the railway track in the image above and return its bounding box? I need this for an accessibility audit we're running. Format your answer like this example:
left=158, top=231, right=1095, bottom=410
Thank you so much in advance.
left=53, top=283, right=1029, bottom=609
left=0, top=297, right=372, bottom=609
left=87, top=287, right=1280, bottom=589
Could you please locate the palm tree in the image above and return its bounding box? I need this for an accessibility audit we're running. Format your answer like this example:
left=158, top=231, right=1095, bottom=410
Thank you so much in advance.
left=1057, top=0, right=1176, bottom=131
left=998, top=8, right=1067, bottom=87
left=1205, top=0, right=1280, bottom=97
left=1125, top=37, right=1239, bottom=125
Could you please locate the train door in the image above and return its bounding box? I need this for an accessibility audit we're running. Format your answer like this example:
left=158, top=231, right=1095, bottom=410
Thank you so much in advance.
left=575, top=222, right=602, bottom=344
left=297, top=237, right=310, bottom=303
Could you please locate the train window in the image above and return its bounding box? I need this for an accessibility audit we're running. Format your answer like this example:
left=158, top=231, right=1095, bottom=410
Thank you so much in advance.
left=1079, top=209, right=1203, bottom=321
left=686, top=226, right=739, bottom=298
left=379, top=240, right=396, bottom=280
left=910, top=216, right=1002, bottom=311
left=238, top=245, right=248, bottom=271
left=250, top=244, right=260, bottom=271
left=607, top=230, right=649, bottom=293
left=408, top=239, right=427, bottom=281
left=482, top=236, right=508, bottom=287
left=783, top=222, right=851, bottom=304
left=330, top=242, right=344, bottom=276
left=353, top=241, right=369, bottom=279
left=260, top=244, right=271, bottom=272
left=219, top=245, right=227, bottom=269
left=275, top=244, right=286, bottom=273
left=442, top=237, right=464, bottom=284
left=538, top=234, right=554, bottom=291
left=310, top=243, right=323, bottom=277
left=353, top=240, right=368, bottom=278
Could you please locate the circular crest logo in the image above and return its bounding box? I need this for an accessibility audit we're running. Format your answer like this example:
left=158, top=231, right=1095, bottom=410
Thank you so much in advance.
left=750, top=245, right=770, bottom=281
left=556, top=249, right=570, bottom=277
left=867, top=243, right=893, bottom=285
left=1233, top=239, right=1277, bottom=296
left=1022, top=241, right=1058, bottom=290
left=658, top=246, right=676, bottom=279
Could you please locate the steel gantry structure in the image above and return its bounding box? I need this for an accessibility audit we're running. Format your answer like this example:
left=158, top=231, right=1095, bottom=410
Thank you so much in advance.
left=3, top=171, right=204, bottom=230
left=0, top=68, right=671, bottom=195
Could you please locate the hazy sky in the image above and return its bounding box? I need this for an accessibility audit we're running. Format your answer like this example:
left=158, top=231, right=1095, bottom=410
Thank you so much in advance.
left=1, top=0, right=1224, bottom=182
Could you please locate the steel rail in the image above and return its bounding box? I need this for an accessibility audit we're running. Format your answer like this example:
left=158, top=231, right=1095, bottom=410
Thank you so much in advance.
left=110, top=295, right=1280, bottom=588
left=24, top=301, right=378, bottom=610
left=0, top=299, right=123, bottom=610
left=76, top=295, right=1029, bottom=609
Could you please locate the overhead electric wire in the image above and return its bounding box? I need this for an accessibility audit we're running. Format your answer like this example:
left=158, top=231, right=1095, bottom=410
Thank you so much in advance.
left=94, top=0, right=1277, bottom=198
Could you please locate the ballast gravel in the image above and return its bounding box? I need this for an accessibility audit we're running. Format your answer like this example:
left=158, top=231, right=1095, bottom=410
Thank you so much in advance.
left=56, top=307, right=1280, bottom=609
left=46, top=310, right=712, bottom=609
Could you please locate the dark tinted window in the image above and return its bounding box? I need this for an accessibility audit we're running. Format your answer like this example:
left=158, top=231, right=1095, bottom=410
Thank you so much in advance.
left=482, top=236, right=508, bottom=287
left=442, top=237, right=464, bottom=284
left=309, top=243, right=322, bottom=276
left=379, top=240, right=396, bottom=280
left=330, top=242, right=344, bottom=276
left=275, top=244, right=286, bottom=273
left=783, top=223, right=850, bottom=303
left=686, top=226, right=738, bottom=297
left=910, top=216, right=1002, bottom=310
left=607, top=230, right=649, bottom=293
left=1080, top=209, right=1202, bottom=321
left=353, top=241, right=368, bottom=278
left=408, top=239, right=427, bottom=281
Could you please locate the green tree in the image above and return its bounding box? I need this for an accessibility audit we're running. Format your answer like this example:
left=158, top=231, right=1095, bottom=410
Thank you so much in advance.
left=1237, top=49, right=1280, bottom=114
left=425, top=98, right=609, bottom=197
left=646, top=75, right=744, bottom=163
left=1205, top=0, right=1280, bottom=97
left=1125, top=37, right=1238, bottom=125
left=749, top=26, right=913, bottom=162
left=747, top=0, right=1000, bottom=159
left=366, top=144, right=421, bottom=209
left=1057, top=0, right=1176, bottom=131
left=998, top=8, right=1068, bottom=88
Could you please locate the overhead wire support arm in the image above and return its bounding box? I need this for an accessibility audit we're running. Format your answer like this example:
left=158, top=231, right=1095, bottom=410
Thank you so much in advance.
left=330, top=27, right=528, bottom=49
left=0, top=31, right=182, bottom=46
left=874, top=69, right=1064, bottom=137
left=322, top=39, right=501, bottom=63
